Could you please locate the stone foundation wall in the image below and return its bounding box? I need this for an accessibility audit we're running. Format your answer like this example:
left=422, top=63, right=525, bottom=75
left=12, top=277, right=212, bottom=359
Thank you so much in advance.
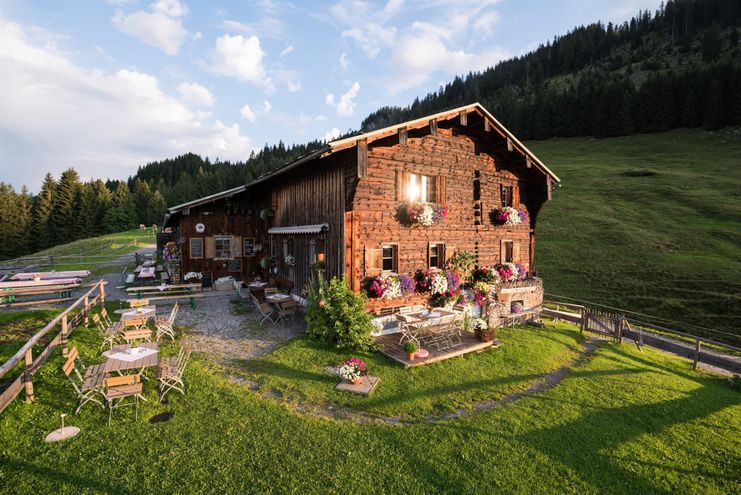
left=486, top=277, right=544, bottom=328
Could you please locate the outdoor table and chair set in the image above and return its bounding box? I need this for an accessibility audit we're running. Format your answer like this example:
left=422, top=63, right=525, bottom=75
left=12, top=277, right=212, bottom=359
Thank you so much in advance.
left=396, top=308, right=464, bottom=352
left=63, top=300, right=189, bottom=425
left=242, top=279, right=300, bottom=330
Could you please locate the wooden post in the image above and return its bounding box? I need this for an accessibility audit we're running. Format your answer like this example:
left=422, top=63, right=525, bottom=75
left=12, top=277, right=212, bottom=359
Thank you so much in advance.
left=617, top=317, right=624, bottom=344
left=580, top=309, right=586, bottom=334
left=693, top=340, right=701, bottom=370
left=60, top=314, right=69, bottom=358
left=99, top=281, right=106, bottom=304
left=24, top=349, right=34, bottom=403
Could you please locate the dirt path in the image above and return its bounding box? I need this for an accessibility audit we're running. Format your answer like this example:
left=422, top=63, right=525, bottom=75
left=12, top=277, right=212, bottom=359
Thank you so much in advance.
left=226, top=337, right=605, bottom=426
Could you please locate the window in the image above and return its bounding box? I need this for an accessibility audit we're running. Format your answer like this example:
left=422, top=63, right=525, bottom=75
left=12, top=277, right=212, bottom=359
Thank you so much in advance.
left=382, top=244, right=397, bottom=272
left=190, top=238, right=203, bottom=259
left=214, top=237, right=231, bottom=259
left=502, top=240, right=514, bottom=263
left=244, top=238, right=255, bottom=257
left=501, top=185, right=513, bottom=207
left=407, top=173, right=437, bottom=203
left=429, top=243, right=445, bottom=268
left=473, top=171, right=481, bottom=201
left=227, top=259, right=242, bottom=272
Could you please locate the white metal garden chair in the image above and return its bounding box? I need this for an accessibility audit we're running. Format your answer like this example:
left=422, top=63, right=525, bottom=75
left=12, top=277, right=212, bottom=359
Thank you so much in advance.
left=157, top=347, right=191, bottom=403
left=252, top=293, right=276, bottom=325
left=154, top=303, right=179, bottom=341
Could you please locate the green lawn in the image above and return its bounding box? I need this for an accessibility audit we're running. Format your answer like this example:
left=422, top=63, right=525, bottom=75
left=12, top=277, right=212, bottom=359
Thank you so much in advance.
left=0, top=318, right=738, bottom=494
left=529, top=128, right=741, bottom=340
left=8, top=229, right=155, bottom=275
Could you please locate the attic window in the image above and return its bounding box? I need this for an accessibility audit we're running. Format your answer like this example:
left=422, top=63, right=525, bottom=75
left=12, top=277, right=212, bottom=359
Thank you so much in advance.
left=500, top=185, right=513, bottom=207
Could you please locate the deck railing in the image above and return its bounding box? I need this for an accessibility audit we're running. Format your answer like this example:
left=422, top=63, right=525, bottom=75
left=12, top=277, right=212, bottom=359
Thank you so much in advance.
left=0, top=280, right=107, bottom=413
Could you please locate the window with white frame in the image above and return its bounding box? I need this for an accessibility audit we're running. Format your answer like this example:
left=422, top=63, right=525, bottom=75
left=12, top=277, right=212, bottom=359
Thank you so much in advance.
left=407, top=173, right=437, bottom=203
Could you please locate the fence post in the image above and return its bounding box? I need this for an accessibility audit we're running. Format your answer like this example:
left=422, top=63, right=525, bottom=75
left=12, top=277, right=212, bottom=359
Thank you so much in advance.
left=693, top=340, right=701, bottom=370
left=580, top=309, right=586, bottom=334
left=617, top=317, right=624, bottom=344
left=100, top=281, right=106, bottom=304
left=24, top=349, right=34, bottom=403
left=60, top=314, right=69, bottom=358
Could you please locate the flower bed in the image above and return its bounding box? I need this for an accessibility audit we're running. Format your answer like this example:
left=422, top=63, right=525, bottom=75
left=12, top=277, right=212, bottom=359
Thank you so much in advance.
left=397, top=202, right=448, bottom=227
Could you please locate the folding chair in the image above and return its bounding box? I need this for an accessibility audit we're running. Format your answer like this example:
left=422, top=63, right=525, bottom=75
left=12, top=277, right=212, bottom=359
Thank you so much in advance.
left=397, top=314, right=422, bottom=346
left=92, top=313, right=124, bottom=350
left=263, top=287, right=279, bottom=297
left=157, top=347, right=191, bottom=402
left=275, top=300, right=298, bottom=332
left=154, top=303, right=179, bottom=341
left=62, top=347, right=106, bottom=413
left=100, top=307, right=114, bottom=327
left=122, top=327, right=152, bottom=345
left=252, top=294, right=276, bottom=325
left=105, top=374, right=144, bottom=426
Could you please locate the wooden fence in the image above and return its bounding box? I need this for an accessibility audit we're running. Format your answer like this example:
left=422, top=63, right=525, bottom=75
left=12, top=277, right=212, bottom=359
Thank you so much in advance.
left=0, top=280, right=107, bottom=413
left=543, top=300, right=741, bottom=374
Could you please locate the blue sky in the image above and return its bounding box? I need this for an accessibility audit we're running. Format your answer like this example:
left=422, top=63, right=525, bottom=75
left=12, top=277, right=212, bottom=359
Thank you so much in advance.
left=0, top=0, right=660, bottom=191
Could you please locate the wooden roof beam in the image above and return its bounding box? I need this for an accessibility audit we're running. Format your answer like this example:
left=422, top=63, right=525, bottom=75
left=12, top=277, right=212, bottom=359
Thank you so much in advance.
left=398, top=127, right=407, bottom=145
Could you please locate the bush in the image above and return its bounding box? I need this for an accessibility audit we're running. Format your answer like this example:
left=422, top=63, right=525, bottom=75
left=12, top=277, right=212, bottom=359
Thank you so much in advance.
left=305, top=274, right=376, bottom=351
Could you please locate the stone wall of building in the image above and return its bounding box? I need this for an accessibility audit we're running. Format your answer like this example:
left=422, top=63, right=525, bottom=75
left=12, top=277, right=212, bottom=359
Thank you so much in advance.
left=486, top=277, right=544, bottom=328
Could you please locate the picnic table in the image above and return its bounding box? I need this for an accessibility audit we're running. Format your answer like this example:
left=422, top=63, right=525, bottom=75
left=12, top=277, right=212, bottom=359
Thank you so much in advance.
left=101, top=342, right=159, bottom=374
left=400, top=309, right=460, bottom=350
left=266, top=293, right=292, bottom=304
left=126, top=283, right=203, bottom=308
left=138, top=267, right=156, bottom=279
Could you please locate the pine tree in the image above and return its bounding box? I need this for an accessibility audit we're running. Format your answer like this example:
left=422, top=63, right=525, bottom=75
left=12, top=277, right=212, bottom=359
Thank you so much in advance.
left=74, top=183, right=97, bottom=238
left=32, top=173, right=56, bottom=250
left=103, top=181, right=136, bottom=233
left=90, top=179, right=112, bottom=234
left=16, top=186, right=32, bottom=255
left=52, top=168, right=81, bottom=244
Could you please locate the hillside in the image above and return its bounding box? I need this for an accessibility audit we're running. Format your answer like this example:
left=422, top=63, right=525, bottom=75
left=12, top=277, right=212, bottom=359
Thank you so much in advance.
left=530, top=127, right=741, bottom=338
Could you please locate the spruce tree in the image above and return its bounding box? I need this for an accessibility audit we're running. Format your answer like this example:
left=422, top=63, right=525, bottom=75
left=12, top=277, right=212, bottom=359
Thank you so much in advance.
left=52, top=168, right=81, bottom=244
left=32, top=173, right=55, bottom=250
left=74, top=183, right=97, bottom=238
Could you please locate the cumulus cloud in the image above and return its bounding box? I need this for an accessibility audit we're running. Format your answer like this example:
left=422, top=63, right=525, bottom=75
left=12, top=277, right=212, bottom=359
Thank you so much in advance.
left=339, top=52, right=349, bottom=69
left=279, top=45, right=294, bottom=57
left=263, top=100, right=272, bottom=113
left=177, top=82, right=214, bottom=108
left=323, top=127, right=341, bottom=142
left=0, top=19, right=253, bottom=189
left=325, top=82, right=360, bottom=117
left=112, top=0, right=191, bottom=55
left=240, top=104, right=257, bottom=123
left=209, top=34, right=273, bottom=90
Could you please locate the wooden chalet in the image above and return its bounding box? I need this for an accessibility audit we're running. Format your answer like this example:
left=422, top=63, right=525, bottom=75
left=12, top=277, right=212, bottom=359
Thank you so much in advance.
left=162, top=102, right=560, bottom=311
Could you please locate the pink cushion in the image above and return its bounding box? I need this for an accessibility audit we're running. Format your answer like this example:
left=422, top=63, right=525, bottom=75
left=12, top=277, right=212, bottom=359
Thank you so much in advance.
left=414, top=349, right=429, bottom=358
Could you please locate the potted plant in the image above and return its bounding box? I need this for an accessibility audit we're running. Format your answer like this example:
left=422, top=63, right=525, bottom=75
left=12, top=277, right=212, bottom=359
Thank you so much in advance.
left=404, top=341, right=418, bottom=361
left=472, top=318, right=494, bottom=342
left=339, top=357, right=367, bottom=385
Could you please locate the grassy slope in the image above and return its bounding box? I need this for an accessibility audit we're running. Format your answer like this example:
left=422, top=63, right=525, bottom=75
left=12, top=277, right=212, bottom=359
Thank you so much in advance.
left=13, top=229, right=155, bottom=275
left=0, top=321, right=738, bottom=494
left=529, top=127, right=741, bottom=338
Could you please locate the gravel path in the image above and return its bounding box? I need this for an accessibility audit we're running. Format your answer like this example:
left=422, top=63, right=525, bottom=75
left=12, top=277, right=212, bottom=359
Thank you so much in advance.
left=178, top=294, right=305, bottom=365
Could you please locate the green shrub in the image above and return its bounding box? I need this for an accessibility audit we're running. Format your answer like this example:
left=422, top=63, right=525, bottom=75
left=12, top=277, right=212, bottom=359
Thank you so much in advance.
left=404, top=341, right=418, bottom=353
left=305, top=274, right=376, bottom=351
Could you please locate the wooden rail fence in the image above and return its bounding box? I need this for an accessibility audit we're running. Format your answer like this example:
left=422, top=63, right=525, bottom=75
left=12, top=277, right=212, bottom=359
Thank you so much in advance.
left=0, top=280, right=107, bottom=413
left=543, top=300, right=741, bottom=374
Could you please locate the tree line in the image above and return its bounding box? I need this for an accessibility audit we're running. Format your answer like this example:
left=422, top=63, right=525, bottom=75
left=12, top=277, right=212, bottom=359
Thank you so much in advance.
left=0, top=141, right=322, bottom=260
left=361, top=0, right=741, bottom=138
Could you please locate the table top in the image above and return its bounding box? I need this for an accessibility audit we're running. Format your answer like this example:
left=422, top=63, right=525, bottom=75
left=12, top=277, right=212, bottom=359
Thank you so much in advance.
left=248, top=281, right=269, bottom=288
left=138, top=267, right=156, bottom=278
left=410, top=309, right=454, bottom=320
left=102, top=342, right=159, bottom=372
left=266, top=294, right=292, bottom=303
left=120, top=306, right=156, bottom=320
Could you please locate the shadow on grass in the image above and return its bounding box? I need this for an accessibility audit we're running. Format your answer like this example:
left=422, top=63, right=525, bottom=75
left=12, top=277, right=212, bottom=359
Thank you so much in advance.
left=0, top=456, right=138, bottom=495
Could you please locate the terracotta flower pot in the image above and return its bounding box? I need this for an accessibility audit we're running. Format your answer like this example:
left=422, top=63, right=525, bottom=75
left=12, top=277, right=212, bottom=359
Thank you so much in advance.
left=407, top=352, right=415, bottom=361
left=351, top=377, right=363, bottom=385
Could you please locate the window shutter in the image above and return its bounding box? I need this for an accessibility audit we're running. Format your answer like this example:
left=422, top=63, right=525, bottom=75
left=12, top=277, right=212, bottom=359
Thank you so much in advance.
left=232, top=236, right=242, bottom=258
left=500, top=239, right=506, bottom=263
left=513, top=240, right=521, bottom=262
left=364, top=247, right=383, bottom=277
left=396, top=171, right=409, bottom=201
left=205, top=237, right=215, bottom=259
left=445, top=245, right=455, bottom=264
left=427, top=242, right=432, bottom=267
left=436, top=176, right=446, bottom=204
left=393, top=245, right=399, bottom=273
left=514, top=185, right=520, bottom=206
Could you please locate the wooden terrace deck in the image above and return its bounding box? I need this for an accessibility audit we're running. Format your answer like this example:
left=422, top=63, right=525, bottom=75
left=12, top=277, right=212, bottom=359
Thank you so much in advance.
left=376, top=331, right=502, bottom=368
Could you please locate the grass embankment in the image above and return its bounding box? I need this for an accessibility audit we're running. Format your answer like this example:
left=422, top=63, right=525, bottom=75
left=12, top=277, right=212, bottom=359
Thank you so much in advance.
left=0, top=317, right=739, bottom=494
left=530, top=127, right=741, bottom=340
left=11, top=229, right=155, bottom=275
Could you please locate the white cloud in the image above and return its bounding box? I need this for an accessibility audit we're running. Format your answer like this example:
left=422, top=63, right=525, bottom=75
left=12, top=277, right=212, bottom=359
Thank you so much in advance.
left=339, top=52, right=349, bottom=69
left=341, top=23, right=396, bottom=58
left=315, top=114, right=328, bottom=121
left=0, top=19, right=253, bottom=189
left=221, top=16, right=286, bottom=39
left=279, top=45, right=294, bottom=57
left=275, top=68, right=301, bottom=92
left=325, top=81, right=360, bottom=117
left=240, top=104, right=257, bottom=123
left=177, top=82, right=214, bottom=108
left=209, top=34, right=273, bottom=90
left=112, top=0, right=190, bottom=55
left=323, top=127, right=341, bottom=142
left=263, top=100, right=272, bottom=113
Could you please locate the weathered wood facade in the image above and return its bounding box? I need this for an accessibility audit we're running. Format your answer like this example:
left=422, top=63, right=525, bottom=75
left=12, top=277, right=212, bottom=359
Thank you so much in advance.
left=163, top=103, right=560, bottom=301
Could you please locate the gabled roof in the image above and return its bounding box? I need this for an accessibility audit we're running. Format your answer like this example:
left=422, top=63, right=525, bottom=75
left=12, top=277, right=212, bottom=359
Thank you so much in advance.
left=166, top=185, right=246, bottom=215
left=249, top=102, right=560, bottom=187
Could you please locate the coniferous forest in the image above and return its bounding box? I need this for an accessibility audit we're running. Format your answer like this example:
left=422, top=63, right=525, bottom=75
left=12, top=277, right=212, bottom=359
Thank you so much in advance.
left=1, top=0, right=739, bottom=260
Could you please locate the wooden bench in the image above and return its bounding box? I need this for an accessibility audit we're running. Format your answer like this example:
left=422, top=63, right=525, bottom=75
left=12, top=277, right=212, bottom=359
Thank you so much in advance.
left=269, top=275, right=294, bottom=294
left=125, top=274, right=136, bottom=285
left=126, top=283, right=203, bottom=309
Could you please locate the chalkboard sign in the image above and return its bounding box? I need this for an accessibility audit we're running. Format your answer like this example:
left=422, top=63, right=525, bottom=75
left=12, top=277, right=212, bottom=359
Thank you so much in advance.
left=228, top=259, right=242, bottom=273
left=201, top=272, right=213, bottom=288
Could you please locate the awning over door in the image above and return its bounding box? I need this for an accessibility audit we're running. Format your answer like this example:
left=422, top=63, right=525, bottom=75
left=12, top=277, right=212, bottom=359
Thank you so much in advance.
left=267, top=223, right=329, bottom=235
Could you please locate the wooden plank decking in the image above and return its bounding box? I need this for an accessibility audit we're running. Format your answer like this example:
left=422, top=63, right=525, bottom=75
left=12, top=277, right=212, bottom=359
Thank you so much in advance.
left=376, top=331, right=502, bottom=368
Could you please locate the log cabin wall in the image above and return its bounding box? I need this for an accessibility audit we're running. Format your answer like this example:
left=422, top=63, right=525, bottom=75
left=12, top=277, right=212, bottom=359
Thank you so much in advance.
left=177, top=192, right=266, bottom=285
left=264, top=153, right=349, bottom=293
left=350, top=125, right=540, bottom=290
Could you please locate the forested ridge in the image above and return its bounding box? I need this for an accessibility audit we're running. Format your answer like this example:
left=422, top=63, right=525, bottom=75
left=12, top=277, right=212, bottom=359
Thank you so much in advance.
left=1, top=0, right=739, bottom=259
